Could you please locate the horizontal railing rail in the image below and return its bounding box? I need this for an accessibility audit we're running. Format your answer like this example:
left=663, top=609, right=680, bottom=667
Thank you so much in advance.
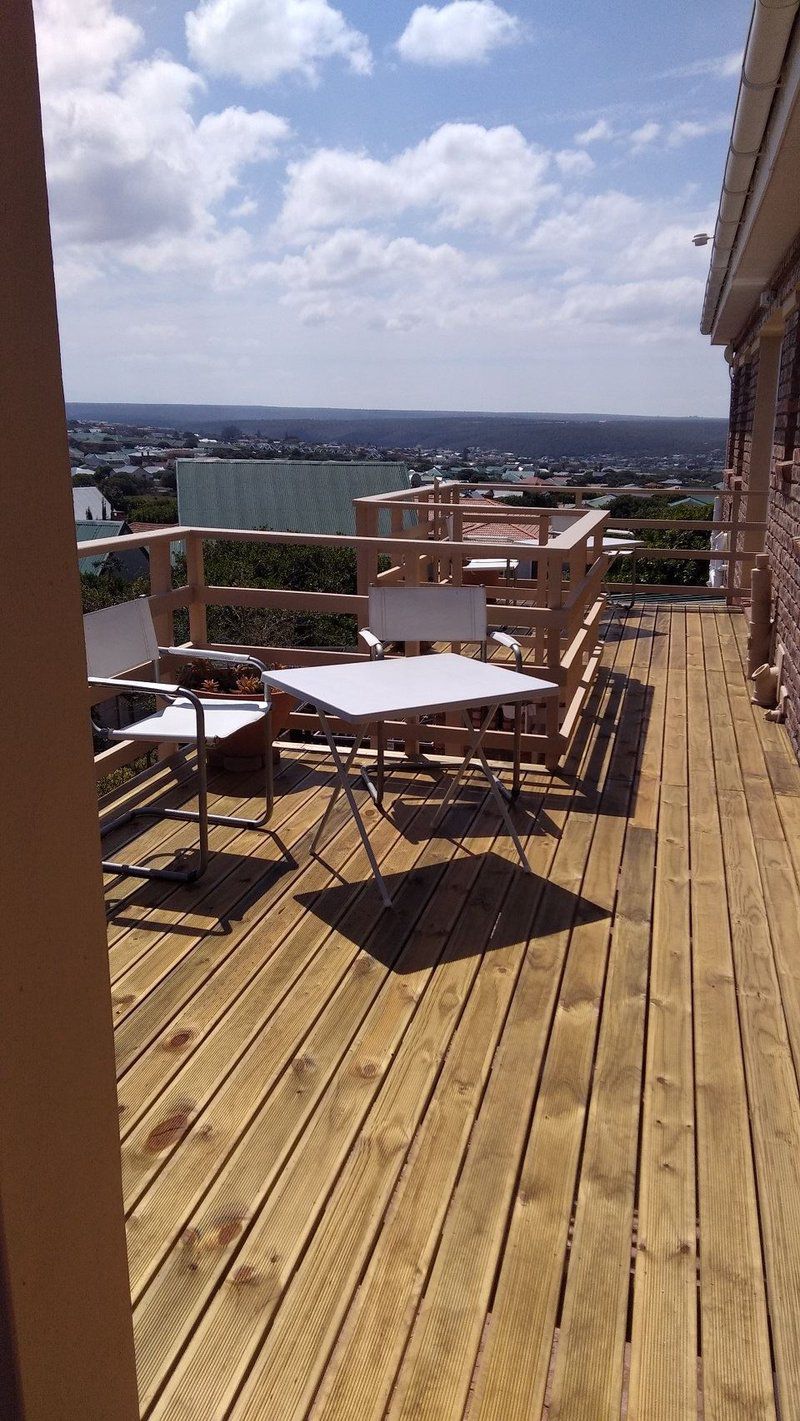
left=78, top=472, right=757, bottom=785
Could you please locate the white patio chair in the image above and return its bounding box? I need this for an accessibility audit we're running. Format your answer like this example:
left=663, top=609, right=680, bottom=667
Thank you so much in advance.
left=355, top=584, right=525, bottom=806
left=360, top=584, right=522, bottom=667
left=85, top=597, right=282, bottom=883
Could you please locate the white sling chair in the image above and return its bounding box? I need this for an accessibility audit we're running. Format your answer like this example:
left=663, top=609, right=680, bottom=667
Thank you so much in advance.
left=354, top=583, right=524, bottom=807
left=85, top=598, right=280, bottom=884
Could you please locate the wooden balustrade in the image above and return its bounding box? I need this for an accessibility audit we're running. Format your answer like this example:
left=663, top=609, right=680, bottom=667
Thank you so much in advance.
left=78, top=479, right=755, bottom=781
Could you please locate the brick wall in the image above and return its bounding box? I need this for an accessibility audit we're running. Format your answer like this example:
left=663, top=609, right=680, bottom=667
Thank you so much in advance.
left=729, top=238, right=800, bottom=758
left=767, top=291, right=800, bottom=755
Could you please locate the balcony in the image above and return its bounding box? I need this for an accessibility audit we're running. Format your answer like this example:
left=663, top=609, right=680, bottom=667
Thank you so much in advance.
left=90, top=499, right=800, bottom=1417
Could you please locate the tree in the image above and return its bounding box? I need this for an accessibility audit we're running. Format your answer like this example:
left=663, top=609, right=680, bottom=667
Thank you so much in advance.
left=220, top=424, right=242, bottom=442
left=498, top=489, right=560, bottom=509
left=72, top=471, right=97, bottom=487
left=172, top=536, right=374, bottom=651
left=604, top=496, right=711, bottom=587
left=98, top=471, right=149, bottom=511
left=124, top=496, right=178, bottom=524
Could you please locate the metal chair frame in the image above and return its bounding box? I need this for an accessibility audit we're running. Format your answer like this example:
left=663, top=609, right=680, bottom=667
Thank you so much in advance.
left=86, top=600, right=280, bottom=884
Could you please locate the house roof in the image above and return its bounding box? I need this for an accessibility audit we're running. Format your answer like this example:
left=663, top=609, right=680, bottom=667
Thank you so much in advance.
left=701, top=2, right=800, bottom=342
left=176, top=459, right=409, bottom=536
left=76, top=520, right=127, bottom=574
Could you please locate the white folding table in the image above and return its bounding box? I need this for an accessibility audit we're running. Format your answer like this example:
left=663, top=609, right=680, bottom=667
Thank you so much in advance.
left=263, top=653, right=558, bottom=906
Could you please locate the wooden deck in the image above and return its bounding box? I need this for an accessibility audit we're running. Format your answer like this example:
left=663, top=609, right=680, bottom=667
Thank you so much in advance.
left=104, top=604, right=800, bottom=1421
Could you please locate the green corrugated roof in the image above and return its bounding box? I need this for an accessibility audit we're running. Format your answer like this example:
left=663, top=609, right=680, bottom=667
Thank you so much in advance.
left=176, top=460, right=409, bottom=536
left=76, top=519, right=126, bottom=574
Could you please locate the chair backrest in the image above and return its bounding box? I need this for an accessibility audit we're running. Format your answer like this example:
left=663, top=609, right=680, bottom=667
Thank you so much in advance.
left=368, top=584, right=487, bottom=644
left=83, top=597, right=159, bottom=678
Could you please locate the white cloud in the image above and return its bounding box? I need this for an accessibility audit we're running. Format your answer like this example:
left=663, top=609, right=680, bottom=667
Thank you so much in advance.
left=574, top=117, right=614, bottom=145
left=397, top=1, right=521, bottom=67
left=555, top=148, right=594, bottom=177
left=555, top=276, right=703, bottom=333
left=278, top=122, right=553, bottom=238
left=629, top=121, right=661, bottom=151
left=34, top=0, right=141, bottom=89
left=185, top=0, right=373, bottom=85
left=660, top=50, right=742, bottom=80
left=263, top=227, right=496, bottom=328
left=34, top=0, right=288, bottom=277
left=666, top=116, right=729, bottom=146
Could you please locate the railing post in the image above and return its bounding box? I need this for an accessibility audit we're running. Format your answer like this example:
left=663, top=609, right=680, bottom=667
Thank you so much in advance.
left=148, top=535, right=173, bottom=647
left=148, top=536, right=175, bottom=760
left=355, top=500, right=379, bottom=620
left=186, top=531, right=208, bottom=645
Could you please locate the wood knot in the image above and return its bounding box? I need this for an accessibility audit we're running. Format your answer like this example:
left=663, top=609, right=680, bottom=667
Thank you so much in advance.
left=231, top=1265, right=260, bottom=1286
left=292, top=1053, right=317, bottom=1078
left=162, top=1028, right=195, bottom=1053
left=356, top=1058, right=381, bottom=1079
left=145, top=1104, right=194, bottom=1154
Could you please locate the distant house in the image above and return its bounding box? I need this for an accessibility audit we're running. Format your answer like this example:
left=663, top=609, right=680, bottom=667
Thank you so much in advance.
left=82, top=450, right=136, bottom=470
left=76, top=521, right=149, bottom=580
left=72, top=486, right=113, bottom=521
left=670, top=494, right=717, bottom=510
left=176, top=459, right=410, bottom=536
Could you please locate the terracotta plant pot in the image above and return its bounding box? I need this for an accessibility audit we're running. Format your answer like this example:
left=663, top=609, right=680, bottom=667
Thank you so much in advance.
left=203, top=687, right=295, bottom=770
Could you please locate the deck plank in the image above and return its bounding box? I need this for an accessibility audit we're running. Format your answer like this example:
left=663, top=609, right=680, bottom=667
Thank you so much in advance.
left=151, top=800, right=520, bottom=1420
left=627, top=612, right=697, bottom=1421
left=547, top=607, right=668, bottom=1420
left=703, top=613, right=800, bottom=1421
left=99, top=604, right=800, bottom=1421
left=687, top=636, right=776, bottom=1420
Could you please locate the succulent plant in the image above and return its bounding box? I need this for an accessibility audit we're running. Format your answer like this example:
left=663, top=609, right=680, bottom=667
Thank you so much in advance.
left=236, top=674, right=262, bottom=696
left=200, top=678, right=220, bottom=693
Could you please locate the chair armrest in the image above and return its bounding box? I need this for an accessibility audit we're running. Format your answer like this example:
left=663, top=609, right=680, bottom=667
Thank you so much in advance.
left=89, top=675, right=185, bottom=697
left=490, top=631, right=523, bottom=672
left=359, top=628, right=385, bottom=660
left=89, top=679, right=207, bottom=740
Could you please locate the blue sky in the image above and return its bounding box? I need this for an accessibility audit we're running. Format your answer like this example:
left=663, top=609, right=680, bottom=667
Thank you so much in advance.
left=35, top=0, right=751, bottom=415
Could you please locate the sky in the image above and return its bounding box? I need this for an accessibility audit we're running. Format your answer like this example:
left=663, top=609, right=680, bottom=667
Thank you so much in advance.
left=34, top=0, right=752, bottom=417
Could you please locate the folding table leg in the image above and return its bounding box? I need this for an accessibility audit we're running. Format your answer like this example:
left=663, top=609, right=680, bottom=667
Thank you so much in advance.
left=313, top=714, right=392, bottom=908
left=311, top=722, right=369, bottom=852
left=433, top=705, right=532, bottom=875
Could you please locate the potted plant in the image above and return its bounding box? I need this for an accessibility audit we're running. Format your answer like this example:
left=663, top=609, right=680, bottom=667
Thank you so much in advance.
left=178, top=659, right=294, bottom=770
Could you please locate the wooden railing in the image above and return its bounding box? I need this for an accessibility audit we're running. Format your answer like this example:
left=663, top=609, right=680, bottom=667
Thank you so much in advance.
left=80, top=476, right=760, bottom=784
left=352, top=477, right=765, bottom=603
left=80, top=508, right=610, bottom=779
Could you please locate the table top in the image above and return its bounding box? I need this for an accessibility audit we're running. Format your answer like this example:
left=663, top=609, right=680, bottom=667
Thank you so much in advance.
left=464, top=558, right=520, bottom=571
left=263, top=652, right=558, bottom=723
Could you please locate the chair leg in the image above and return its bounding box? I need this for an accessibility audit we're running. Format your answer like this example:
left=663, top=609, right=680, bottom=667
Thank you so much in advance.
left=101, top=720, right=281, bottom=885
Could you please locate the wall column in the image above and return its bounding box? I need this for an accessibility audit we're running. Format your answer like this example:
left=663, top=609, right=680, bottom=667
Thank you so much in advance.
left=0, top=4, right=140, bottom=1418
left=741, top=326, right=784, bottom=585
